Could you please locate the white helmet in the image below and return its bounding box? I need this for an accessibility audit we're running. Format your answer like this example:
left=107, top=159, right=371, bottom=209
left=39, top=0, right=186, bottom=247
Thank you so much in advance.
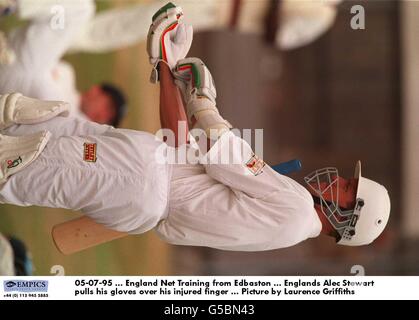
left=304, top=161, right=391, bottom=246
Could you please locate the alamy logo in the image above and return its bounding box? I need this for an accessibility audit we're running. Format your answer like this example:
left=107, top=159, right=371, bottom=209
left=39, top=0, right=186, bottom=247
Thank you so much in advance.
left=3, top=280, right=49, bottom=293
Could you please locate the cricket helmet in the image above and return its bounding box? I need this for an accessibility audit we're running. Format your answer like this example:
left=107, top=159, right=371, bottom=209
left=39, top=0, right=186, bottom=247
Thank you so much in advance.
left=304, top=161, right=391, bottom=246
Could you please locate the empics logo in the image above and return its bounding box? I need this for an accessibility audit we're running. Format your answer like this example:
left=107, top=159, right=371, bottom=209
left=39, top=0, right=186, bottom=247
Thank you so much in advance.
left=5, top=281, right=17, bottom=288
left=3, top=280, right=49, bottom=293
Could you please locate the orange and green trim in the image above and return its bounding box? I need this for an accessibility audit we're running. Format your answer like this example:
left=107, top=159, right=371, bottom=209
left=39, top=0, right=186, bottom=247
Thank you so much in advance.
left=177, top=63, right=201, bottom=88
left=160, top=21, right=178, bottom=61
left=152, top=2, right=177, bottom=22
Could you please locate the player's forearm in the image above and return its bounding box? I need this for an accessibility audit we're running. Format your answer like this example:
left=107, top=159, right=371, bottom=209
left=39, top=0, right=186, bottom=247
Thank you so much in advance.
left=159, top=63, right=189, bottom=147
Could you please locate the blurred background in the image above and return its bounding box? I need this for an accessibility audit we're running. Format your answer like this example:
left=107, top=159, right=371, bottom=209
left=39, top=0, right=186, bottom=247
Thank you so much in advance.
left=0, top=0, right=418, bottom=275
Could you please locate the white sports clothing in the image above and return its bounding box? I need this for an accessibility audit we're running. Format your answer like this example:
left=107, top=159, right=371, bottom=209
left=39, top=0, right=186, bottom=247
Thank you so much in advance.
left=0, top=130, right=51, bottom=184
left=0, top=92, right=70, bottom=184
left=0, top=31, right=15, bottom=65
left=156, top=131, right=322, bottom=251
left=0, top=0, right=94, bottom=117
left=70, top=0, right=216, bottom=54
left=0, top=115, right=321, bottom=251
left=69, top=0, right=340, bottom=53
left=0, top=115, right=172, bottom=234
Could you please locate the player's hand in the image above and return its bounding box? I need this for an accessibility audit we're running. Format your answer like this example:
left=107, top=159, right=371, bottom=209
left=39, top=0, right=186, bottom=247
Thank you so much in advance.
left=147, top=2, right=193, bottom=72
left=172, top=57, right=216, bottom=106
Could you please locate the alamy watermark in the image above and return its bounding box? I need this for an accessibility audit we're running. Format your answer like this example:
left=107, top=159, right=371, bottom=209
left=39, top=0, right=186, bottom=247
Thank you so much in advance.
left=154, top=122, right=264, bottom=167
left=351, top=4, right=366, bottom=30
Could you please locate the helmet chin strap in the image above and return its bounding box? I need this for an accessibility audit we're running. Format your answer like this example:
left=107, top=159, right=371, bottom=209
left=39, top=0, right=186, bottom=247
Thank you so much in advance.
left=338, top=199, right=364, bottom=243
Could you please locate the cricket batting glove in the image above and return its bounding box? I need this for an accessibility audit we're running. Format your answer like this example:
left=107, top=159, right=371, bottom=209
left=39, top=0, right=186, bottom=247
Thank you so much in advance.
left=0, top=93, right=70, bottom=130
left=147, top=2, right=193, bottom=83
left=173, top=57, right=231, bottom=139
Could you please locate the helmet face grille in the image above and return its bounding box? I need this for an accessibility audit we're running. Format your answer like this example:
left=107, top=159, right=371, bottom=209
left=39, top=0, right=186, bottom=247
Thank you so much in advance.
left=304, top=167, right=363, bottom=242
left=304, top=167, right=339, bottom=205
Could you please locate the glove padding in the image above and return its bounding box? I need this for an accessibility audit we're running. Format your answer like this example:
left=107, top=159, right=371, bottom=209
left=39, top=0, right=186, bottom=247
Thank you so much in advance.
left=0, top=93, right=70, bottom=130
left=147, top=2, right=193, bottom=76
left=172, top=57, right=217, bottom=118
left=173, top=57, right=231, bottom=139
